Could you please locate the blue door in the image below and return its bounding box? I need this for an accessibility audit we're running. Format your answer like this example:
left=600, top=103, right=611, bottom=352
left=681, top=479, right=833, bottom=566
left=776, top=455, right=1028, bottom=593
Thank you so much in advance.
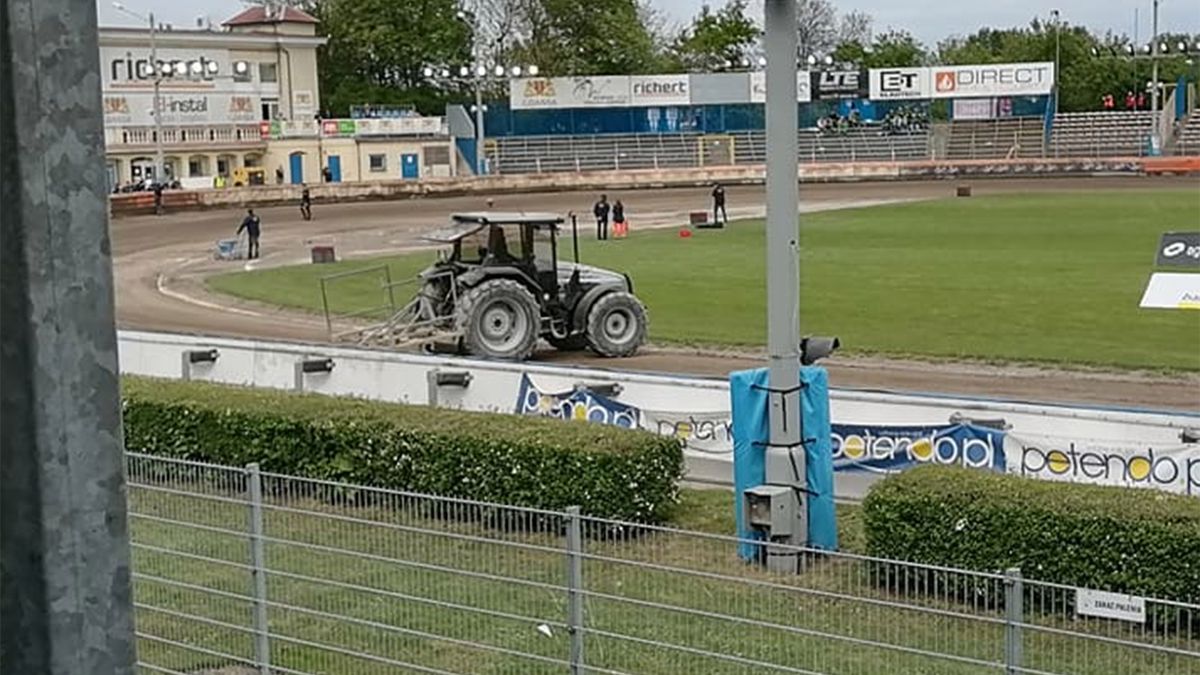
left=289, top=153, right=304, bottom=184
left=400, top=153, right=419, bottom=180
left=327, top=155, right=342, bottom=182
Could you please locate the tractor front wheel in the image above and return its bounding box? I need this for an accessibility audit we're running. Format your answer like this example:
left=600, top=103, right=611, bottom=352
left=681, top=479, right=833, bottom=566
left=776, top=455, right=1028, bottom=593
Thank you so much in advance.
left=585, top=292, right=647, bottom=358
left=456, top=279, right=540, bottom=361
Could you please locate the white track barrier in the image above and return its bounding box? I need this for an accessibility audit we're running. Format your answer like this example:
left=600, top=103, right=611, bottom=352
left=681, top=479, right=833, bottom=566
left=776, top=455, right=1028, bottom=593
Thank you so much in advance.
left=119, top=330, right=1200, bottom=500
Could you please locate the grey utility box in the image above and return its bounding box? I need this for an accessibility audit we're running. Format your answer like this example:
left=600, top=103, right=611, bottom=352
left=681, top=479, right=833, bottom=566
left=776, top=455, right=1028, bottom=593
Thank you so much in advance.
left=743, top=485, right=799, bottom=538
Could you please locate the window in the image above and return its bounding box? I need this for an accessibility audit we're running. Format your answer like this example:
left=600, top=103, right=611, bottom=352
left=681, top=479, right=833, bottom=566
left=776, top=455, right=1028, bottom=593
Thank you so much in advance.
left=369, top=154, right=387, bottom=172
left=261, top=99, right=279, bottom=121
left=423, top=144, right=450, bottom=166
left=259, top=62, right=278, bottom=83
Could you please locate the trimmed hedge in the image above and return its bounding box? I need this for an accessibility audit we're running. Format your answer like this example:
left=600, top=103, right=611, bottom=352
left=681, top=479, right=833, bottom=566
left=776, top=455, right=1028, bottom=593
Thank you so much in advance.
left=862, top=465, right=1200, bottom=603
left=121, top=377, right=684, bottom=523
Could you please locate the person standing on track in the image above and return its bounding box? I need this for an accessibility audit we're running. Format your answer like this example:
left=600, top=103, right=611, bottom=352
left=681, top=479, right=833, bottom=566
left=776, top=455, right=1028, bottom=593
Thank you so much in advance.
left=593, top=193, right=610, bottom=240
left=711, top=182, right=727, bottom=224
left=153, top=181, right=164, bottom=216
left=300, top=185, right=312, bottom=221
left=237, top=208, right=262, bottom=260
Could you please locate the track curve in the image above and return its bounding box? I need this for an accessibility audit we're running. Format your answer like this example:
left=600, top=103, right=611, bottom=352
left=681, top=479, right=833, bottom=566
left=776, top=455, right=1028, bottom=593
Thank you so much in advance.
left=112, top=176, right=1200, bottom=412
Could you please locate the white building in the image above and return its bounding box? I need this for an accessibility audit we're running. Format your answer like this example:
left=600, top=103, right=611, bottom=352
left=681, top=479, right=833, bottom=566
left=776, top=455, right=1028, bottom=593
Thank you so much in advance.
left=102, top=5, right=455, bottom=188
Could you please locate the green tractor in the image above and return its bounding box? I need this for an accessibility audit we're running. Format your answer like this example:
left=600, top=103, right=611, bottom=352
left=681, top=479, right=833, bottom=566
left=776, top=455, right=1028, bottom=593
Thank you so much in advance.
left=359, top=212, right=648, bottom=361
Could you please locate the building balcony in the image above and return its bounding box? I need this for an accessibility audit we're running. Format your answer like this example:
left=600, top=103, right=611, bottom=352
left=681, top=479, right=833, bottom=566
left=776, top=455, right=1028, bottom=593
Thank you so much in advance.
left=105, top=124, right=267, bottom=151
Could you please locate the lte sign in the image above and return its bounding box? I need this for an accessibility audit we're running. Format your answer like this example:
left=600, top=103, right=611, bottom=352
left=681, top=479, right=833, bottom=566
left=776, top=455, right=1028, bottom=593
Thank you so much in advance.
left=868, top=67, right=929, bottom=100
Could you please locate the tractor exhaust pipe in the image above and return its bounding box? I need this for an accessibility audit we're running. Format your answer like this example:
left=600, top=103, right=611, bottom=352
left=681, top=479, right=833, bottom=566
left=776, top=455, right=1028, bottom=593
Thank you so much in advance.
left=570, top=213, right=580, bottom=264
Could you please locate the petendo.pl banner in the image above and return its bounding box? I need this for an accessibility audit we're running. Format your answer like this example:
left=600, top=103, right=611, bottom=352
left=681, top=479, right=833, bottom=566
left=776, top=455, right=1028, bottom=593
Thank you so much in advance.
left=1006, top=435, right=1200, bottom=496
left=831, top=423, right=1007, bottom=473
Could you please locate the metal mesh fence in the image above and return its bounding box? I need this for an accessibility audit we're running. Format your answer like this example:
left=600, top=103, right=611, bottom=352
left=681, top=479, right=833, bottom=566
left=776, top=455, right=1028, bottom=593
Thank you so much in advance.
left=127, top=453, right=1199, bottom=675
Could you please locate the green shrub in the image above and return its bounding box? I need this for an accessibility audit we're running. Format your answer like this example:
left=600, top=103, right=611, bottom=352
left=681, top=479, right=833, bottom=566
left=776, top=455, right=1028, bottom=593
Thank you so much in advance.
left=121, top=377, right=684, bottom=523
left=862, top=465, right=1200, bottom=603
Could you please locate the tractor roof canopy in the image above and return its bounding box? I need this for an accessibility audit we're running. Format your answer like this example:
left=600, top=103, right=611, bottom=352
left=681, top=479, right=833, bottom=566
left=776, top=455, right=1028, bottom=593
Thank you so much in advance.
left=423, top=212, right=564, bottom=243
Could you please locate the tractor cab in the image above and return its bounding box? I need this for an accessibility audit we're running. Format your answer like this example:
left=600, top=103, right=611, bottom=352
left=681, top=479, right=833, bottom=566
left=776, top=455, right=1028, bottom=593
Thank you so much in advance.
left=424, top=212, right=565, bottom=298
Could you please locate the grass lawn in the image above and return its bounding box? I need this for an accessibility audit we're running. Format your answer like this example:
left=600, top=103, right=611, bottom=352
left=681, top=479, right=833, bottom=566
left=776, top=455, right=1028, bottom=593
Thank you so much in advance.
left=131, top=481, right=1193, bottom=675
left=208, top=190, right=1200, bottom=370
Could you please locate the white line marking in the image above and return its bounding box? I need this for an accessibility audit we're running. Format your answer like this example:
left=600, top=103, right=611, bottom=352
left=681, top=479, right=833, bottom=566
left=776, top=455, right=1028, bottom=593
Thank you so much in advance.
left=155, top=273, right=265, bottom=317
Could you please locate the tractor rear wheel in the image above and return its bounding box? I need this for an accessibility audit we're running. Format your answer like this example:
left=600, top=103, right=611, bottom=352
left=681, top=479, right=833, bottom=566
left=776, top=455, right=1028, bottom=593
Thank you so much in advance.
left=456, top=279, right=540, bottom=361
left=585, top=292, right=647, bottom=358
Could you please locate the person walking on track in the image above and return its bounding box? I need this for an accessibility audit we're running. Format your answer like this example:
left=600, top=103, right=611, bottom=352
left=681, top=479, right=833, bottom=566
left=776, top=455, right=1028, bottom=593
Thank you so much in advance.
left=593, top=194, right=610, bottom=240
left=711, top=183, right=727, bottom=224
left=153, top=181, right=165, bottom=216
left=300, top=185, right=312, bottom=221
left=237, top=208, right=262, bottom=260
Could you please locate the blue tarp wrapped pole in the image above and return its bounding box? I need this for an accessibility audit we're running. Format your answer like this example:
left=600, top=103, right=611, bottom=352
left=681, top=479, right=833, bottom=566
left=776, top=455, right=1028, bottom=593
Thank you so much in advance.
left=731, top=366, right=837, bottom=561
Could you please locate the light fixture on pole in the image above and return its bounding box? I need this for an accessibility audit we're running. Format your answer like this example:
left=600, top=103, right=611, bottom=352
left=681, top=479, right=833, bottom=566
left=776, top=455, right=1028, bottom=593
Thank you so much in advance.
left=113, top=2, right=164, bottom=184
left=1050, top=10, right=1061, bottom=122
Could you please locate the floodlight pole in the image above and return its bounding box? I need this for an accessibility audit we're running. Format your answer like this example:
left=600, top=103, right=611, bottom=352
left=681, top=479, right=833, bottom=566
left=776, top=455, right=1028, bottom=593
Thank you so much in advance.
left=1150, top=0, right=1160, bottom=150
left=764, top=0, right=806, bottom=550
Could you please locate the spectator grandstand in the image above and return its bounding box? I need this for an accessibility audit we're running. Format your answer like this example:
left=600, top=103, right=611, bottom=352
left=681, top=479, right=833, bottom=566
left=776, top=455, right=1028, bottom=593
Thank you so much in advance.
left=486, top=127, right=930, bottom=174
left=1174, top=112, right=1200, bottom=156
left=1049, top=111, right=1156, bottom=157
left=944, top=117, right=1046, bottom=159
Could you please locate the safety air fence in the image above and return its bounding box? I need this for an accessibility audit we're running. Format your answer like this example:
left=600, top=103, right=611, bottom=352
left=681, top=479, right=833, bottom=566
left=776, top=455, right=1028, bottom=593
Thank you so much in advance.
left=128, top=453, right=1197, bottom=675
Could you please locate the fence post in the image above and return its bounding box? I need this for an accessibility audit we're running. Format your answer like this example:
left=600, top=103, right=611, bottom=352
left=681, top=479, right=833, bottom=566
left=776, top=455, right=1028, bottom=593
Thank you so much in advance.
left=247, top=463, right=271, bottom=675
left=565, top=506, right=585, bottom=675
left=1004, top=566, right=1023, bottom=675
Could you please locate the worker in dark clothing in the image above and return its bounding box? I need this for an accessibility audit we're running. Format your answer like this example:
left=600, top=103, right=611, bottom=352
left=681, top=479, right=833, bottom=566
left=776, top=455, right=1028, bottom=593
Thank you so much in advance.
left=300, top=185, right=312, bottom=220
left=153, top=182, right=165, bottom=216
left=593, top=194, right=610, bottom=240
left=612, top=199, right=625, bottom=227
left=711, top=183, right=727, bottom=224
left=237, top=208, right=262, bottom=260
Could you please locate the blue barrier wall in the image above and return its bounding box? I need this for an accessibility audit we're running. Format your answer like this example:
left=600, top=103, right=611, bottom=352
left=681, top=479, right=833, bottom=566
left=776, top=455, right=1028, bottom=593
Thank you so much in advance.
left=484, top=100, right=926, bottom=137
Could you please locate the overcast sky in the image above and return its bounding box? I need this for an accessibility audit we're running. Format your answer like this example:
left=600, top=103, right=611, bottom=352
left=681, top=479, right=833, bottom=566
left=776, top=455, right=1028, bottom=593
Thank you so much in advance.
left=96, top=0, right=1199, bottom=50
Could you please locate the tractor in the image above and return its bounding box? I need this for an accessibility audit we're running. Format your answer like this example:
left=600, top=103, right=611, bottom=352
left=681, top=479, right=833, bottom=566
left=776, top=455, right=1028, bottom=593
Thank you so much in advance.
left=348, top=212, right=648, bottom=361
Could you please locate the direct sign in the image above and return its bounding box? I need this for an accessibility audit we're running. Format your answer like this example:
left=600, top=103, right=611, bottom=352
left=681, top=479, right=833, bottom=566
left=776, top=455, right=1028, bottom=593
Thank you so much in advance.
left=1155, top=231, right=1200, bottom=268
left=1076, top=588, right=1146, bottom=623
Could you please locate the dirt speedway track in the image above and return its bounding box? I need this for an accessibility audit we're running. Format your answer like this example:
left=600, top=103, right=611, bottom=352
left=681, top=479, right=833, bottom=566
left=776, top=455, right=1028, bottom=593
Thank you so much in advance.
left=112, top=176, right=1200, bottom=412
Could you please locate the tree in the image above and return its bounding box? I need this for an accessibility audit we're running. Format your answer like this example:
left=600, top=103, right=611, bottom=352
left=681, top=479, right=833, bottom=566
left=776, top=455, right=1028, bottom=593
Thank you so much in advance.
left=504, top=0, right=663, bottom=76
left=833, top=28, right=927, bottom=68
left=837, top=10, right=872, bottom=46
left=316, top=0, right=472, bottom=116
left=795, top=0, right=838, bottom=60
left=667, top=0, right=759, bottom=72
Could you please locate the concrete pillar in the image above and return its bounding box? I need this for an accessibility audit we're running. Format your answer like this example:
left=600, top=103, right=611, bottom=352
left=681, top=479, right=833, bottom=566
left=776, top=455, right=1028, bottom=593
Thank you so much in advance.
left=0, top=1, right=137, bottom=673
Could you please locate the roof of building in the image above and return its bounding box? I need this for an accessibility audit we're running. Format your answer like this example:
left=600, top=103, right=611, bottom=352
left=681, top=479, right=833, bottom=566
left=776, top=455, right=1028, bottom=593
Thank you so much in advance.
left=223, top=5, right=318, bottom=27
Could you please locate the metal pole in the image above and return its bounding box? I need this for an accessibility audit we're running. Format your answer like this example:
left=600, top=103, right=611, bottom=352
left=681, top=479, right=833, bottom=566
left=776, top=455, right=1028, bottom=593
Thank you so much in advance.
left=1052, top=10, right=1060, bottom=122
left=763, top=0, right=805, bottom=553
left=1151, top=0, right=1160, bottom=148
left=1, top=0, right=137, bottom=670
left=472, top=11, right=486, bottom=176
left=1004, top=567, right=1024, bottom=674
left=247, top=463, right=271, bottom=675
left=565, top=506, right=585, bottom=675
left=150, top=12, right=164, bottom=182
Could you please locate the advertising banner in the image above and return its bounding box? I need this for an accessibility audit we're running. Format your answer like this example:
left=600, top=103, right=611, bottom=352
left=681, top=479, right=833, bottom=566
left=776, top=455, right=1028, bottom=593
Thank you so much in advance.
left=642, top=410, right=733, bottom=455
left=568, top=76, right=632, bottom=107
left=1139, top=272, right=1200, bottom=309
left=509, top=77, right=568, bottom=109
left=514, top=375, right=640, bottom=429
left=952, top=98, right=995, bottom=120
left=1005, top=434, right=1200, bottom=496
left=930, top=62, right=1055, bottom=98
left=869, top=67, right=930, bottom=100
left=354, top=116, right=445, bottom=136
left=1155, top=231, right=1200, bottom=268
left=831, top=423, right=1007, bottom=473
left=103, top=92, right=260, bottom=127
left=749, top=71, right=812, bottom=103
left=812, top=70, right=867, bottom=100
left=631, top=75, right=690, bottom=106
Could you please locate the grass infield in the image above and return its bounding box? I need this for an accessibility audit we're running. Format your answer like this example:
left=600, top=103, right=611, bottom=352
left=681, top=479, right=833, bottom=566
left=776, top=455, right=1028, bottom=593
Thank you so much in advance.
left=208, top=190, right=1200, bottom=371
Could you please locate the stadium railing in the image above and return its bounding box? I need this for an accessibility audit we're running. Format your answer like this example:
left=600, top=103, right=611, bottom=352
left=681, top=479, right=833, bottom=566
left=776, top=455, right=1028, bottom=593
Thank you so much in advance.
left=488, top=128, right=931, bottom=175
left=127, top=452, right=1197, bottom=675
